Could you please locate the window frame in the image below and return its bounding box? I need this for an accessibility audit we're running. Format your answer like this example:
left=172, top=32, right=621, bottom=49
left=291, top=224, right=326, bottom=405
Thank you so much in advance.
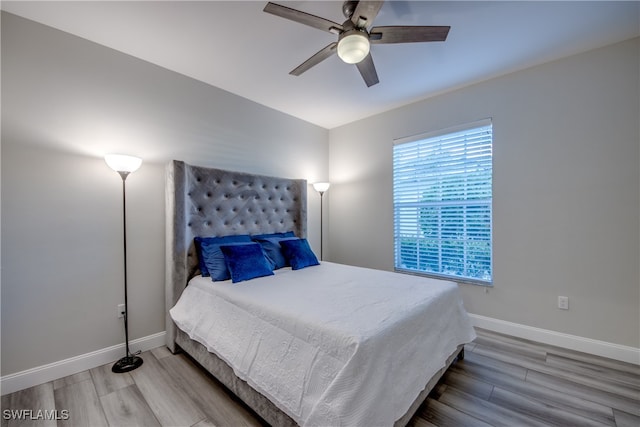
left=392, top=119, right=493, bottom=286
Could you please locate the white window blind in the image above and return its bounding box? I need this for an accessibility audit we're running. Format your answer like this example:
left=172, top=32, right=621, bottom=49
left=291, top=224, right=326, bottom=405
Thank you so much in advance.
left=393, top=120, right=493, bottom=284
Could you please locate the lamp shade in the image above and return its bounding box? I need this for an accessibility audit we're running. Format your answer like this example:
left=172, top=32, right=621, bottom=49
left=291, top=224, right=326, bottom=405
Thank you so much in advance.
left=337, top=31, right=370, bottom=64
left=105, top=154, right=142, bottom=174
left=313, top=182, right=331, bottom=193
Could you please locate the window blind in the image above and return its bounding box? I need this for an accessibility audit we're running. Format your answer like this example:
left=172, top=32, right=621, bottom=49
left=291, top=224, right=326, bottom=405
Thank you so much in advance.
left=393, top=120, right=493, bottom=284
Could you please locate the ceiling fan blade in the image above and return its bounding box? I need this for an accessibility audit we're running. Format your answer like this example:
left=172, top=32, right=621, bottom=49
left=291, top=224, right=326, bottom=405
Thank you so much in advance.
left=264, top=2, right=343, bottom=34
left=290, top=42, right=338, bottom=76
left=369, top=26, right=450, bottom=44
left=351, top=1, right=384, bottom=28
left=356, top=53, right=379, bottom=87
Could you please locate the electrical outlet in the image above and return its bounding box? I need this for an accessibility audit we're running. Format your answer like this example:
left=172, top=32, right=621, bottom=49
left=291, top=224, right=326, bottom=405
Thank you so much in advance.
left=557, top=296, right=569, bottom=310
left=117, top=304, right=126, bottom=318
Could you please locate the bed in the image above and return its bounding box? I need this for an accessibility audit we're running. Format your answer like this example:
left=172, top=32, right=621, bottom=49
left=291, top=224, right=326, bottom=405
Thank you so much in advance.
left=165, top=160, right=476, bottom=426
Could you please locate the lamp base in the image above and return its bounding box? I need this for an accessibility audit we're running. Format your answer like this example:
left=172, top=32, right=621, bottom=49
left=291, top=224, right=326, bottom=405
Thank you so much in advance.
left=111, top=355, right=143, bottom=373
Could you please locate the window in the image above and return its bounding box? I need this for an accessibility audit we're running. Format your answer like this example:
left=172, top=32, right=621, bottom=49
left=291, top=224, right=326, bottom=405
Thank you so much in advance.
left=393, top=120, right=493, bottom=285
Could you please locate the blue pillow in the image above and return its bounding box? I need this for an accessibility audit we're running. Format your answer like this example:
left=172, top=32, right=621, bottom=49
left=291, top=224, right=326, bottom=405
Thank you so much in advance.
left=280, top=238, right=319, bottom=270
left=251, top=231, right=295, bottom=240
left=196, top=235, right=252, bottom=279
left=220, top=243, right=274, bottom=283
left=252, top=237, right=298, bottom=270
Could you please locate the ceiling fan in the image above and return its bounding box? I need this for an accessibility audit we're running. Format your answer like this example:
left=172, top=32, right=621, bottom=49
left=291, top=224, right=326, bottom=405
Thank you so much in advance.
left=263, top=0, right=450, bottom=87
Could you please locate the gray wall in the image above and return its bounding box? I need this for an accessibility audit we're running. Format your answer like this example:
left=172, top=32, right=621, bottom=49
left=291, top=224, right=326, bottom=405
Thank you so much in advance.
left=328, top=38, right=640, bottom=348
left=1, top=12, right=329, bottom=376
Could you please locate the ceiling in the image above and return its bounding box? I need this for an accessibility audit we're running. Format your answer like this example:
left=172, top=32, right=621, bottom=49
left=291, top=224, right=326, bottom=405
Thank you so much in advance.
left=2, top=1, right=638, bottom=129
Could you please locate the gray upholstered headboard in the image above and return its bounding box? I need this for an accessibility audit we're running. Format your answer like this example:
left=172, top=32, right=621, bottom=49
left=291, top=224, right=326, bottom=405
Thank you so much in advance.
left=165, top=160, right=307, bottom=351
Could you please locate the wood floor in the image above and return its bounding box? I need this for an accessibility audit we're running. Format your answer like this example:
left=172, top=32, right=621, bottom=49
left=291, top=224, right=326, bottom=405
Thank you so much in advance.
left=2, top=328, right=639, bottom=427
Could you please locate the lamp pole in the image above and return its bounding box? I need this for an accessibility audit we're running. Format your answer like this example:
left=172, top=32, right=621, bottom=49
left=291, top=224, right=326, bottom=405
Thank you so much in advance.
left=319, top=190, right=325, bottom=260
left=312, top=182, right=330, bottom=261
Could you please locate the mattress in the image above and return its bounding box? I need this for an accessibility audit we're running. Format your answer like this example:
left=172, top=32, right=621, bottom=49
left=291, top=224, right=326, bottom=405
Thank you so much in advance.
left=170, top=262, right=476, bottom=426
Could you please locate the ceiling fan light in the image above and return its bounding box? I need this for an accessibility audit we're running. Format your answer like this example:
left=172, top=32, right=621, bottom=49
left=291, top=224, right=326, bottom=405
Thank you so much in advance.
left=337, top=32, right=370, bottom=64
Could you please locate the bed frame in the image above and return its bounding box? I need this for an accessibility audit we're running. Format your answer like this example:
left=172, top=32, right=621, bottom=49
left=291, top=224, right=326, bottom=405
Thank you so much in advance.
left=165, top=160, right=463, bottom=426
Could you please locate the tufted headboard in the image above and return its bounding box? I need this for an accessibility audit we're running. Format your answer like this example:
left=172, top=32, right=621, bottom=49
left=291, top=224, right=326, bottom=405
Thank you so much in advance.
left=165, top=160, right=307, bottom=351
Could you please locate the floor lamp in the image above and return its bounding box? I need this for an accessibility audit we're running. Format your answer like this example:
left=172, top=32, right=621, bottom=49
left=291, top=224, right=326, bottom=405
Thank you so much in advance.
left=312, top=182, right=330, bottom=260
left=105, top=154, right=144, bottom=373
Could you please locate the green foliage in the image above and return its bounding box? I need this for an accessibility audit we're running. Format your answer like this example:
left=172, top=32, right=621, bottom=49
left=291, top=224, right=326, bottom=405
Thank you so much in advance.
left=397, top=168, right=492, bottom=282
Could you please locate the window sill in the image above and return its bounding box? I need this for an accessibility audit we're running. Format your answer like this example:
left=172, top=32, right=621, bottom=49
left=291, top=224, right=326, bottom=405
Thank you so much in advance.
left=394, top=268, right=493, bottom=287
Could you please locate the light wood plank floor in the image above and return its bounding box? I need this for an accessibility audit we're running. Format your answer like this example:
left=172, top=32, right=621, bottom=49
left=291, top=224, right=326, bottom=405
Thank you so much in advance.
left=2, top=328, right=638, bottom=427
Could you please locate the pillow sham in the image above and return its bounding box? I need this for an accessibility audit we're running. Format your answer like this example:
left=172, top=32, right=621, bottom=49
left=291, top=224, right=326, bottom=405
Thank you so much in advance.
left=252, top=236, right=298, bottom=270
left=250, top=231, right=295, bottom=240
left=220, top=243, right=274, bottom=283
left=196, top=235, right=252, bottom=279
left=280, top=238, right=319, bottom=270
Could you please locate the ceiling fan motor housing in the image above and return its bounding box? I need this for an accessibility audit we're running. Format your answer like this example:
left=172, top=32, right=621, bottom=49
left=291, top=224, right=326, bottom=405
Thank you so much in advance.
left=342, top=1, right=359, bottom=19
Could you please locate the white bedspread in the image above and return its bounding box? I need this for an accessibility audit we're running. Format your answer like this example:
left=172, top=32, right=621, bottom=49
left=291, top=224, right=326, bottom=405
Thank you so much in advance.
left=170, top=262, right=476, bottom=426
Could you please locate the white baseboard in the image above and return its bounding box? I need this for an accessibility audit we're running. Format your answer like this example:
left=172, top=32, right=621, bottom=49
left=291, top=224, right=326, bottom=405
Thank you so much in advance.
left=1, top=331, right=166, bottom=396
left=469, top=313, right=640, bottom=365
